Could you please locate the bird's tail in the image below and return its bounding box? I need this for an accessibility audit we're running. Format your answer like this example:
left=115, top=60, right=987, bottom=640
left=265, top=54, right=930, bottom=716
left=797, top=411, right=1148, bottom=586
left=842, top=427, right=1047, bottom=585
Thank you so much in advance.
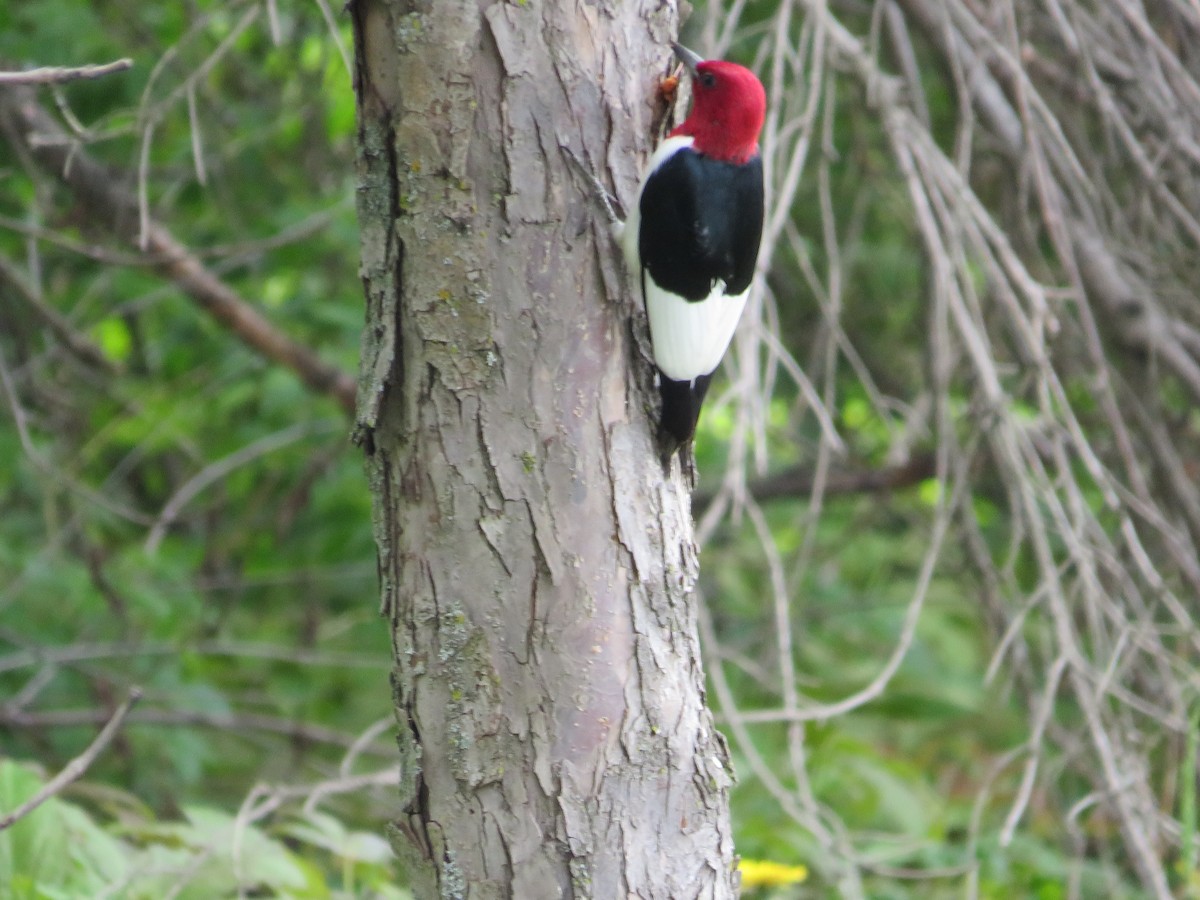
left=657, top=371, right=714, bottom=464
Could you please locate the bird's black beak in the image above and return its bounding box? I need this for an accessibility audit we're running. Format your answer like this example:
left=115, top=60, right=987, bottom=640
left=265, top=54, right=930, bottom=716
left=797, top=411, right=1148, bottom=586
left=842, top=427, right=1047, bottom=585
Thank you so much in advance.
left=672, top=43, right=704, bottom=76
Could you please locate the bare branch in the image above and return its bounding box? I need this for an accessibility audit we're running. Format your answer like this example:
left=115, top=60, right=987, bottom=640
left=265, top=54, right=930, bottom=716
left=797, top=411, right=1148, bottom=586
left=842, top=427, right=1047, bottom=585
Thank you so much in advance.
left=0, top=341, right=155, bottom=525
left=694, top=452, right=937, bottom=513
left=0, top=59, right=133, bottom=86
left=0, top=88, right=357, bottom=415
left=0, top=254, right=116, bottom=372
left=0, top=688, right=141, bottom=831
left=144, top=421, right=338, bottom=553
left=0, top=638, right=386, bottom=675
left=0, top=704, right=393, bottom=754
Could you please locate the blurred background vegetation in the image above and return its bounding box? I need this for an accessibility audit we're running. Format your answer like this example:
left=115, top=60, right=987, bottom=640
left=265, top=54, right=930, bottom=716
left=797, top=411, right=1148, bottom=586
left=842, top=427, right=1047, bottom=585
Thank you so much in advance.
left=1, top=0, right=1197, bottom=897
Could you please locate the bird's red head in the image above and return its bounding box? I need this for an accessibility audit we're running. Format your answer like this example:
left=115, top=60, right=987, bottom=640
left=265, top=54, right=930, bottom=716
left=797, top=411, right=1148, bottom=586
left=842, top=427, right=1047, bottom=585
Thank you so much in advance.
left=670, top=48, right=766, bottom=165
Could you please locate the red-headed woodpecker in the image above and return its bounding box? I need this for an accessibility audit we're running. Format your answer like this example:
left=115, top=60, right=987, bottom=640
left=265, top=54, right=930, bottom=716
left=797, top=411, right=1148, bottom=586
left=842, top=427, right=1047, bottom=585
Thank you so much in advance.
left=622, top=43, right=767, bottom=458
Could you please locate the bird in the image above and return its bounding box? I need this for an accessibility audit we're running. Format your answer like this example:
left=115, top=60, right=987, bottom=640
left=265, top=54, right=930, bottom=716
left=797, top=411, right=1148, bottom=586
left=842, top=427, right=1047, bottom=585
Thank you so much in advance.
left=621, top=42, right=766, bottom=462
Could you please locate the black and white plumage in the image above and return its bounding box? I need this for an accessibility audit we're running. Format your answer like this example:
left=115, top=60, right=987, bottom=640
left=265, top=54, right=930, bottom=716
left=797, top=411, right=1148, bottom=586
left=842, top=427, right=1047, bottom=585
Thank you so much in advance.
left=621, top=46, right=767, bottom=459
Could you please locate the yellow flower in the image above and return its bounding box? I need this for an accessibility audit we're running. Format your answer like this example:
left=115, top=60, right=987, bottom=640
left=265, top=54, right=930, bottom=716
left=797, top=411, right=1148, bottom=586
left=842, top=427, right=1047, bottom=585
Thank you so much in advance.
left=738, top=858, right=809, bottom=887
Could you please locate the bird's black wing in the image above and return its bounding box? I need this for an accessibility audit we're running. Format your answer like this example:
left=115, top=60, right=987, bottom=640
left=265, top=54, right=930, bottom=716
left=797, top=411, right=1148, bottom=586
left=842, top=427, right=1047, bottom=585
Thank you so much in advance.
left=636, top=148, right=764, bottom=303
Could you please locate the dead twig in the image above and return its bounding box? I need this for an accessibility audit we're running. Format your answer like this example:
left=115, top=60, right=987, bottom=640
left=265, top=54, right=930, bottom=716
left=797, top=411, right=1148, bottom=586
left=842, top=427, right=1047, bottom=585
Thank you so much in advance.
left=0, top=59, right=133, bottom=86
left=0, top=687, right=141, bottom=831
left=0, top=254, right=116, bottom=373
left=0, top=704, right=394, bottom=755
left=0, top=88, right=357, bottom=415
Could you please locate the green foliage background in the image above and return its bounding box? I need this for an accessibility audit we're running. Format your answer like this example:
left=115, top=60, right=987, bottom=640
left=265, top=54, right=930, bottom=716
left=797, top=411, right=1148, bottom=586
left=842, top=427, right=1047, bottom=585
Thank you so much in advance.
left=0, top=2, right=399, bottom=895
left=0, top=1, right=1184, bottom=897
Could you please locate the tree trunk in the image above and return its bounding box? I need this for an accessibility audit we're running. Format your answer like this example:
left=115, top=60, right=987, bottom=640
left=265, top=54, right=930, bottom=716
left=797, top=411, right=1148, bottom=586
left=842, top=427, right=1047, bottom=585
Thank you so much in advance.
left=349, top=2, right=737, bottom=897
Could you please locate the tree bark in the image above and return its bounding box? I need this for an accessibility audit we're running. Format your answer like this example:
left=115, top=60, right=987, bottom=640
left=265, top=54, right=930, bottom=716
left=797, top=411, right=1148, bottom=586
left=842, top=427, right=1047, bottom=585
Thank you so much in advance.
left=350, top=1, right=737, bottom=897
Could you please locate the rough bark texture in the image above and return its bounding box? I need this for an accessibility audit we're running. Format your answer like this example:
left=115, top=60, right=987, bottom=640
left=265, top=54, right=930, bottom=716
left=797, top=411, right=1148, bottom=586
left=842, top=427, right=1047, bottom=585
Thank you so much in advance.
left=350, top=1, right=737, bottom=897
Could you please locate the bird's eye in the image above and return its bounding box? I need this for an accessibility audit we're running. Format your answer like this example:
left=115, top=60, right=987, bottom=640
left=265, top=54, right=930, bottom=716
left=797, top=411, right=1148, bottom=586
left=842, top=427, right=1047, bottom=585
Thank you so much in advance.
left=699, top=72, right=717, bottom=89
